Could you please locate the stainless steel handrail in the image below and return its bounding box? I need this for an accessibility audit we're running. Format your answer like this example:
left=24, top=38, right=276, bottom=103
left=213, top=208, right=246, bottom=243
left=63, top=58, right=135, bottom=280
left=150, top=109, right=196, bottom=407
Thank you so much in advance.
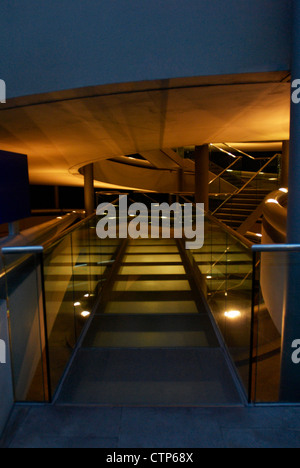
left=222, top=143, right=256, bottom=160
left=252, top=244, right=300, bottom=252
left=180, top=195, right=253, bottom=249
left=211, top=153, right=280, bottom=215
left=210, top=144, right=238, bottom=159
left=2, top=246, right=44, bottom=254
left=42, top=196, right=119, bottom=251
left=235, top=153, right=279, bottom=195
left=209, top=155, right=243, bottom=185
left=0, top=197, right=121, bottom=279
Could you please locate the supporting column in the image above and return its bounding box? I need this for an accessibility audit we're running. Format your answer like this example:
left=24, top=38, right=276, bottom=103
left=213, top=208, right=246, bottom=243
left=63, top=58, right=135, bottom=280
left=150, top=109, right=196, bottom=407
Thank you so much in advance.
left=194, top=145, right=209, bottom=211
left=279, top=1, right=300, bottom=401
left=83, top=163, right=95, bottom=217
left=281, top=141, right=290, bottom=187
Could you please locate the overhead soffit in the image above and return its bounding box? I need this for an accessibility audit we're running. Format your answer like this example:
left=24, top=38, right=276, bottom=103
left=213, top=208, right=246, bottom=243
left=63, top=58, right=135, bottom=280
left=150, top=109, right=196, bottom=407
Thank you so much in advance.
left=0, top=71, right=291, bottom=187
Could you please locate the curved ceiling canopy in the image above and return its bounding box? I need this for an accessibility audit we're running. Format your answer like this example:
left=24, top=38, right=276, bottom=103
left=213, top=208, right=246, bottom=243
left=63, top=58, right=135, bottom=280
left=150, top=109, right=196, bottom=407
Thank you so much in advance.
left=0, top=72, right=290, bottom=188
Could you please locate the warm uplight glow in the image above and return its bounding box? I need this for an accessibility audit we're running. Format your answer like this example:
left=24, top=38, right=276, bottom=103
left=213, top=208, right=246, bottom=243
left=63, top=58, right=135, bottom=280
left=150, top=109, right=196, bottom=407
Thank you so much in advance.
left=266, top=198, right=279, bottom=205
left=225, top=310, right=241, bottom=319
left=206, top=275, right=212, bottom=279
left=57, top=216, right=63, bottom=219
left=84, top=294, right=90, bottom=298
left=74, top=302, right=81, bottom=307
left=81, top=311, right=91, bottom=318
left=256, top=233, right=263, bottom=238
left=279, top=188, right=288, bottom=193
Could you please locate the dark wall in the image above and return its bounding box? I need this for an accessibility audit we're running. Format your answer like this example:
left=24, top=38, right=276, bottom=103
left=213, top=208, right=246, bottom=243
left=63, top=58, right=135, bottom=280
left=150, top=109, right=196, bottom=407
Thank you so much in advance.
left=0, top=0, right=292, bottom=99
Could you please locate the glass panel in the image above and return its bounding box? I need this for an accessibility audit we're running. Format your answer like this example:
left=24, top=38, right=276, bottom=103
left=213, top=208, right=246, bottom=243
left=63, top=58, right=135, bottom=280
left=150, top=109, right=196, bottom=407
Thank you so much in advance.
left=42, top=215, right=122, bottom=399
left=71, top=221, right=95, bottom=339
left=70, top=218, right=116, bottom=338
left=191, top=215, right=253, bottom=394
left=251, top=251, right=286, bottom=403
left=43, top=234, right=75, bottom=396
left=2, top=253, right=47, bottom=401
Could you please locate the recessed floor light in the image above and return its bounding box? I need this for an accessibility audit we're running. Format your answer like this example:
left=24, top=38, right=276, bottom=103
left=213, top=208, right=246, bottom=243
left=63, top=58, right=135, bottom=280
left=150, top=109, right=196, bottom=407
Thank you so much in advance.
left=225, top=310, right=241, bottom=319
left=81, top=311, right=91, bottom=318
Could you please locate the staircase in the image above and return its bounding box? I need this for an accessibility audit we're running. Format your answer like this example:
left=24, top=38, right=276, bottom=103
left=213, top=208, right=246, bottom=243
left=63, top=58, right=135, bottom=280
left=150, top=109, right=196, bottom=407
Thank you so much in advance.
left=212, top=188, right=271, bottom=230
left=209, top=160, right=243, bottom=188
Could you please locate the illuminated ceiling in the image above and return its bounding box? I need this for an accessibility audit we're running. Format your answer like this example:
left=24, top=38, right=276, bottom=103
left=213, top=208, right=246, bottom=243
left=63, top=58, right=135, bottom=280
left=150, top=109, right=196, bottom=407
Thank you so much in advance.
left=0, top=71, right=290, bottom=188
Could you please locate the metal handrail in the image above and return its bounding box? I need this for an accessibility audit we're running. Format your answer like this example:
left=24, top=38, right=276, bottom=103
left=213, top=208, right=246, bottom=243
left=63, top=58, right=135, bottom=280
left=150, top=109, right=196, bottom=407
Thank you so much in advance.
left=211, top=153, right=280, bottom=215
left=252, top=244, right=300, bottom=252
left=221, top=143, right=256, bottom=160
left=210, top=144, right=238, bottom=159
left=179, top=195, right=253, bottom=249
left=214, top=143, right=274, bottom=161
left=2, top=246, right=44, bottom=254
left=0, top=197, right=121, bottom=281
left=236, top=153, right=279, bottom=195
left=42, top=196, right=120, bottom=251
left=42, top=212, right=96, bottom=251
left=209, top=155, right=243, bottom=185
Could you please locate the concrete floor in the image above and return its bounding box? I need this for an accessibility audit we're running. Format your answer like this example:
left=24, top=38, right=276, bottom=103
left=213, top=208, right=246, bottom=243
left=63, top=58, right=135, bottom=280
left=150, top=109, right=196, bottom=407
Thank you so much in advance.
left=1, top=404, right=300, bottom=448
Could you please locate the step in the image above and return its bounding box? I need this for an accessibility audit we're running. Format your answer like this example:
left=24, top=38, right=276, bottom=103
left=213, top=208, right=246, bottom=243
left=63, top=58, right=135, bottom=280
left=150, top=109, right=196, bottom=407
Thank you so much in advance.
left=219, top=209, right=253, bottom=215
left=217, top=213, right=247, bottom=220
left=241, top=189, right=271, bottom=193
left=227, top=203, right=258, bottom=209
left=82, top=314, right=219, bottom=348
left=218, top=207, right=253, bottom=214
left=217, top=220, right=242, bottom=228
left=104, top=300, right=199, bottom=315
left=231, top=195, right=266, bottom=201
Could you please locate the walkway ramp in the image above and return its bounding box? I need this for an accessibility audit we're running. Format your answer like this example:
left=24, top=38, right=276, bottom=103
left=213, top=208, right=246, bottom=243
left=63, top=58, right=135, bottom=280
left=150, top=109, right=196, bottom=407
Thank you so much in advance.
left=56, top=238, right=243, bottom=406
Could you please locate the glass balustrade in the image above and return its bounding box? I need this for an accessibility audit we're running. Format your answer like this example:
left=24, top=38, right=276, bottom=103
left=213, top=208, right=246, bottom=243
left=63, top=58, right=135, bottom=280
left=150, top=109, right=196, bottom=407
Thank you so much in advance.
left=1, top=252, right=48, bottom=401
left=188, top=214, right=253, bottom=396
left=1, top=193, right=300, bottom=406
left=250, top=248, right=300, bottom=403
left=1, top=215, right=122, bottom=401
